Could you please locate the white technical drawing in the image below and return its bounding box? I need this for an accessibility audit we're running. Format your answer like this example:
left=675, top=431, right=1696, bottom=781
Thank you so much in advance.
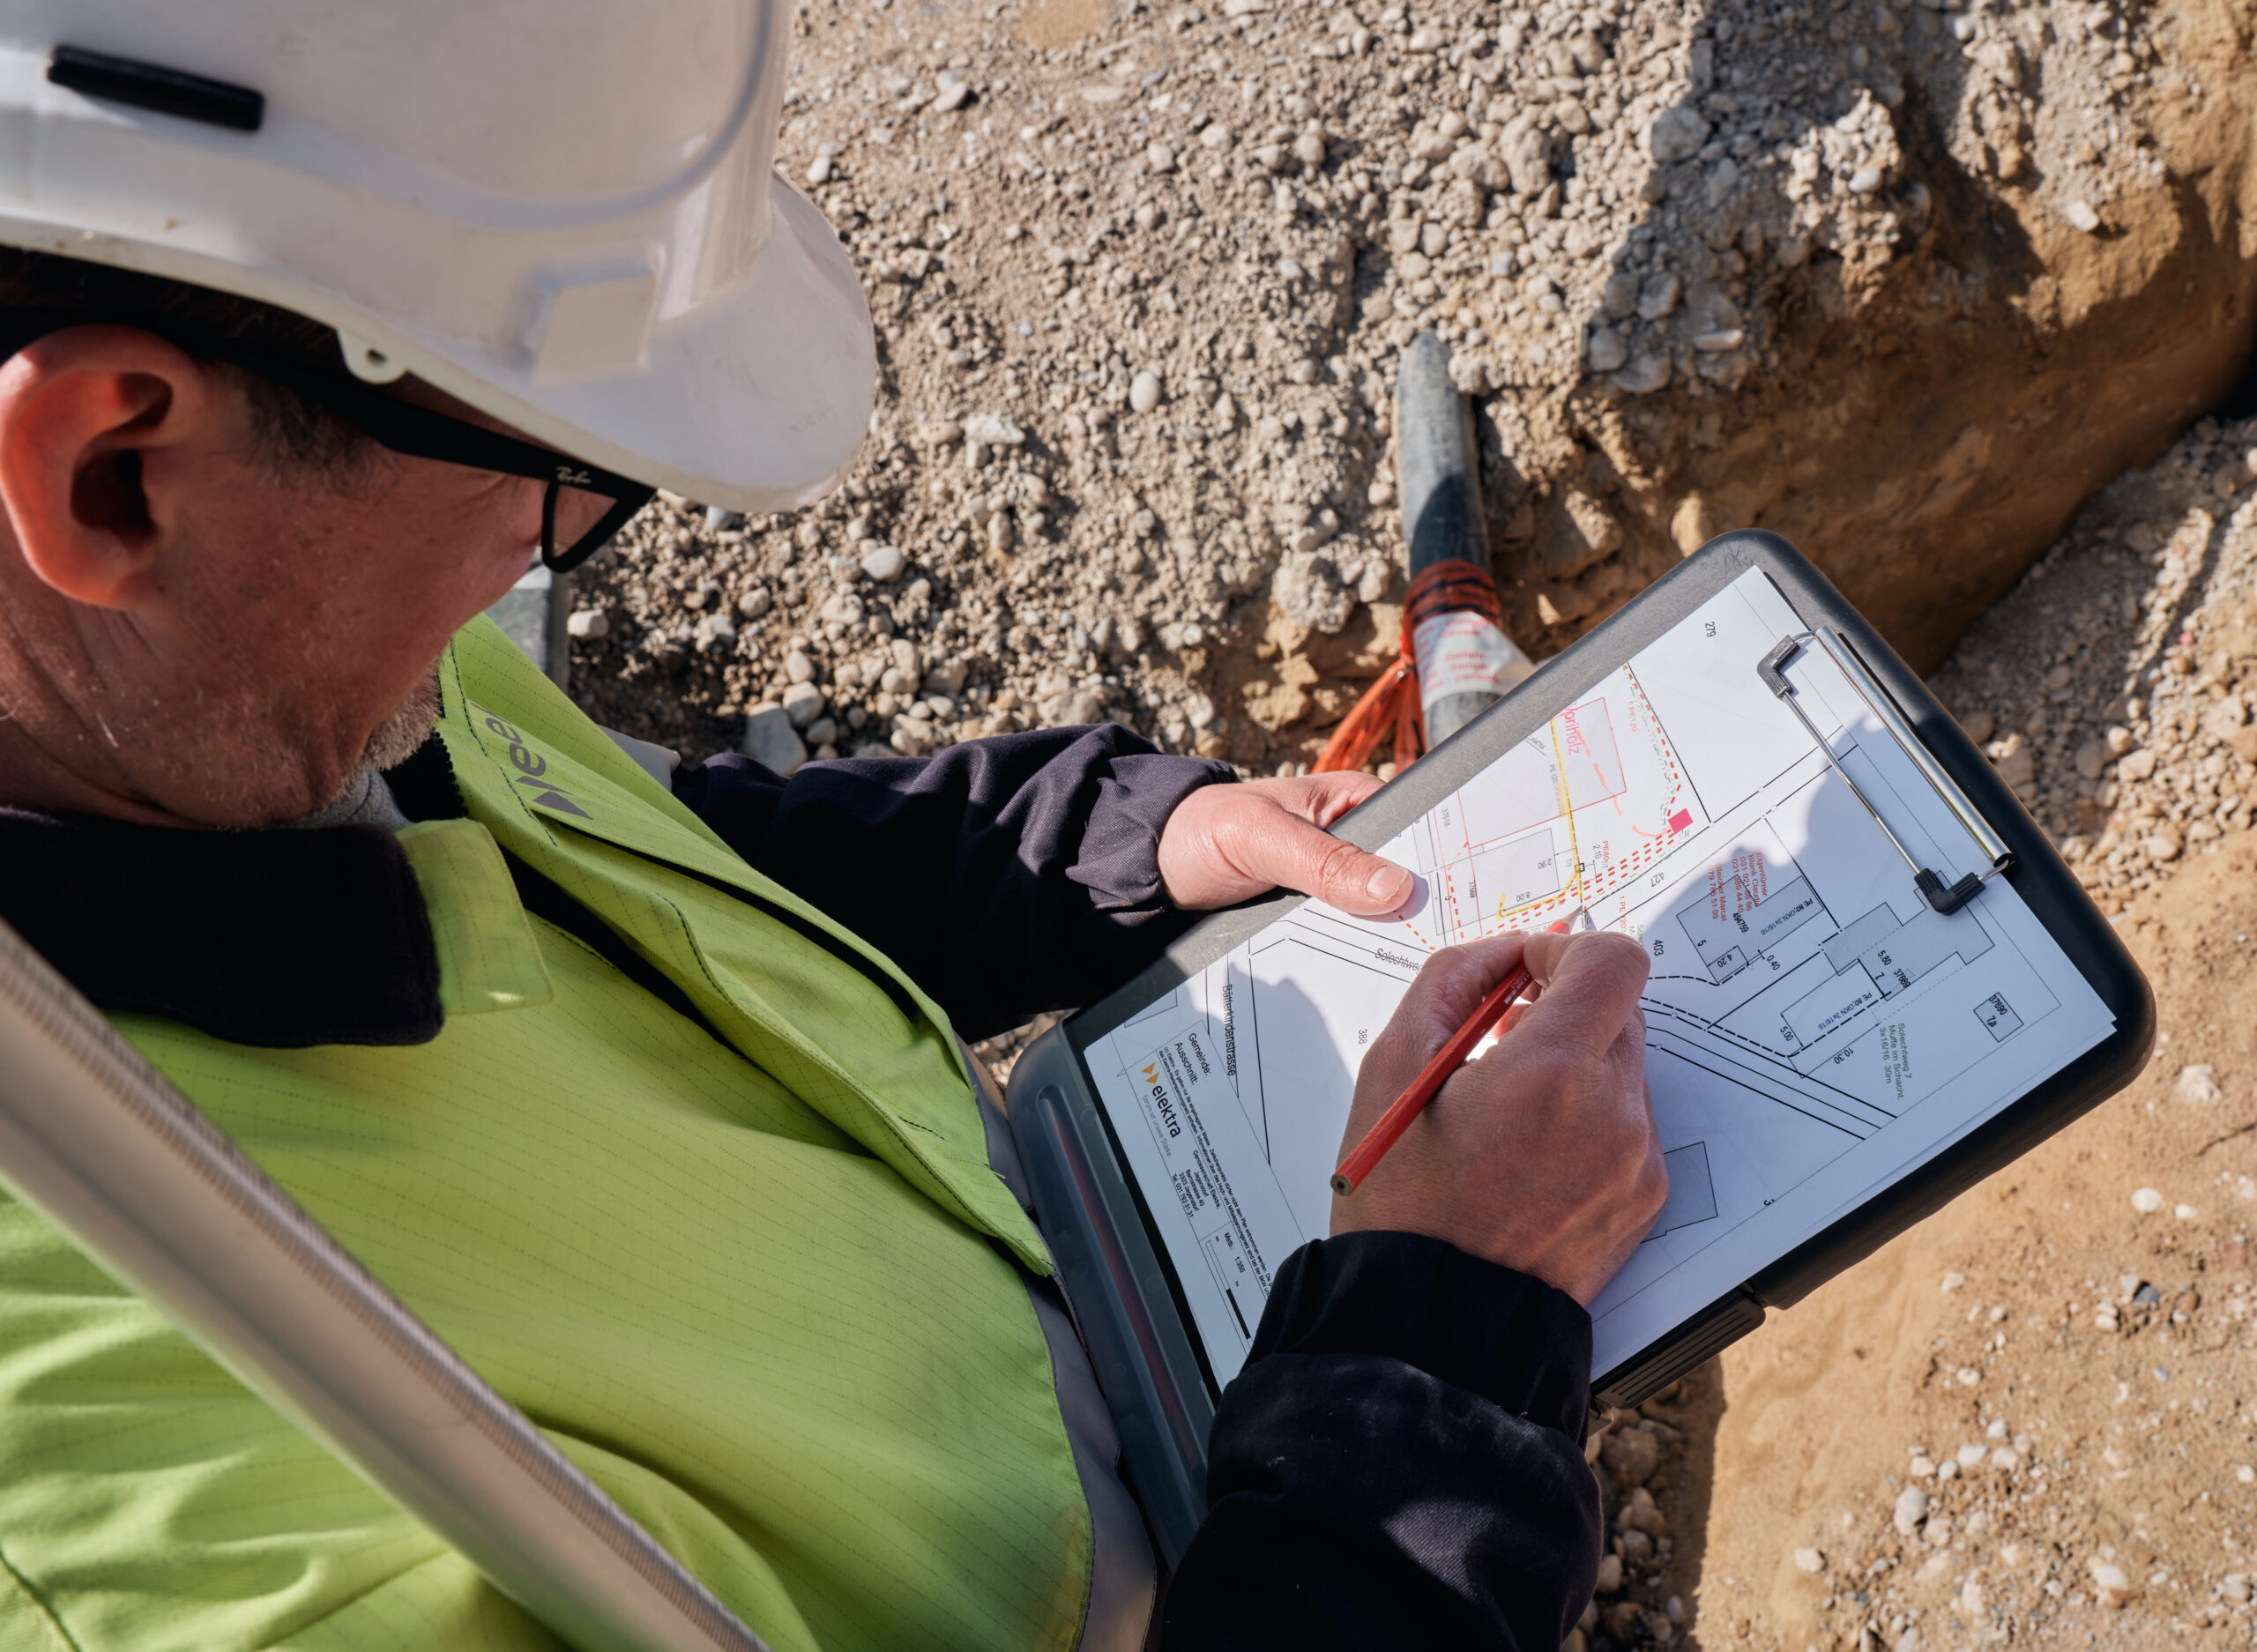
left=1087, top=569, right=2114, bottom=1386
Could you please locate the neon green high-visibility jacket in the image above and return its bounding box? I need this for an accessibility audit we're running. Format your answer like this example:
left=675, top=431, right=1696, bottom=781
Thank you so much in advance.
left=0, top=621, right=1106, bottom=1652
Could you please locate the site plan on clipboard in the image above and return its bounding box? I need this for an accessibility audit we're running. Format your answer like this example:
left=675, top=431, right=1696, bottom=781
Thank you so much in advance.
left=1079, top=565, right=2118, bottom=1388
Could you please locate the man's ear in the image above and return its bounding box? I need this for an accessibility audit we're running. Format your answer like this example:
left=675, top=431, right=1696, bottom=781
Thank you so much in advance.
left=0, top=325, right=220, bottom=611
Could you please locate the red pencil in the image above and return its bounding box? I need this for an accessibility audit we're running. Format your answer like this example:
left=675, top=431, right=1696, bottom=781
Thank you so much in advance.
left=1330, top=915, right=1575, bottom=1197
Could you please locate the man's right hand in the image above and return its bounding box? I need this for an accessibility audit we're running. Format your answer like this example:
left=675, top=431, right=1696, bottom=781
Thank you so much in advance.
left=1330, top=928, right=1667, bottom=1306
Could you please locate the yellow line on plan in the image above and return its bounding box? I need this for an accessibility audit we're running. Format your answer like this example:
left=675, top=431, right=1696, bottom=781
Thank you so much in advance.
left=1489, top=716, right=1590, bottom=926
left=1546, top=714, right=1587, bottom=910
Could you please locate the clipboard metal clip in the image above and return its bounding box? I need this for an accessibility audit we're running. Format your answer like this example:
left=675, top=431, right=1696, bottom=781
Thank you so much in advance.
left=1759, top=630, right=2015, bottom=917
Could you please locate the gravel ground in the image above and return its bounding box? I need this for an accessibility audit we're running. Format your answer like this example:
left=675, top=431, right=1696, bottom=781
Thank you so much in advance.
left=561, top=0, right=2210, bottom=778
left=1927, top=411, right=2257, bottom=914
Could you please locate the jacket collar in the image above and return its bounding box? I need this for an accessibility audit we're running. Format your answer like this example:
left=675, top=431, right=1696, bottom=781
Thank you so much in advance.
left=0, top=798, right=444, bottom=1048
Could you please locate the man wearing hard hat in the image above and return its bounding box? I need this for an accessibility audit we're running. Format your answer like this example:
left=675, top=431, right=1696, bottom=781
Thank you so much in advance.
left=0, top=10, right=1665, bottom=1650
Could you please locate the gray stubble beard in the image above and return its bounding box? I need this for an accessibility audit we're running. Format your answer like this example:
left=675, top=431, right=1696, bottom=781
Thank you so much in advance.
left=353, top=664, right=444, bottom=784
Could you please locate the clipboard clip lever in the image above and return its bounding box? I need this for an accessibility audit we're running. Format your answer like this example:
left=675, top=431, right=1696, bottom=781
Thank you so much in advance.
left=1759, top=632, right=2014, bottom=917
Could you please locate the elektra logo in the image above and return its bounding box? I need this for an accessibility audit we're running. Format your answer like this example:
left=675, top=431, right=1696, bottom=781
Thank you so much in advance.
left=1141, top=1061, right=1183, bottom=1139
left=469, top=703, right=591, bottom=818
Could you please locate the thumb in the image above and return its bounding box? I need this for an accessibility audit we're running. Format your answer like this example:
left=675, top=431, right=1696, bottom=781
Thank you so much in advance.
left=1255, top=810, right=1415, bottom=915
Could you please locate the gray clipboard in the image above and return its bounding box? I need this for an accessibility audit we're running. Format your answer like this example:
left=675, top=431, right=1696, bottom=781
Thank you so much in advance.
left=1005, top=532, right=2154, bottom=1568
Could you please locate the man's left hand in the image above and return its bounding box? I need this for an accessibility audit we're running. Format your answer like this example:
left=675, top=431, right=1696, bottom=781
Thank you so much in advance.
left=1157, top=773, right=1413, bottom=918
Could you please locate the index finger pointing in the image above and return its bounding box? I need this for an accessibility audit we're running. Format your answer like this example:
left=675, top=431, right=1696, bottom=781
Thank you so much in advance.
left=1508, top=930, right=1651, bottom=1061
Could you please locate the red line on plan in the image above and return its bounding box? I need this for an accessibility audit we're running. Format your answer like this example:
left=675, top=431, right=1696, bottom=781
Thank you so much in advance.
left=1392, top=666, right=1699, bottom=942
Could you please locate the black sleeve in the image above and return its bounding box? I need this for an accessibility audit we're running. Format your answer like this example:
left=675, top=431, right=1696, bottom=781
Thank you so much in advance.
left=671, top=726, right=1236, bottom=1039
left=1161, top=1232, right=1600, bottom=1651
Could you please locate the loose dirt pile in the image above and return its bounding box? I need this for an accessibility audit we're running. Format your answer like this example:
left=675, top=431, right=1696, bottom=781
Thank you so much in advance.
left=564, top=0, right=2254, bottom=781
left=1928, top=411, right=2257, bottom=917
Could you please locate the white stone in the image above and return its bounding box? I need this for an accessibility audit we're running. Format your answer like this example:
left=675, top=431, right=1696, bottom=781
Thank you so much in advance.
left=737, top=587, right=773, bottom=620
left=1909, top=1455, right=1935, bottom=1477
left=2175, top=1064, right=2222, bottom=1104
left=963, top=413, right=1026, bottom=447
left=1586, top=328, right=1629, bottom=373
left=1956, top=1443, right=1986, bottom=1470
left=2131, top=1187, right=2165, bottom=1213
left=805, top=153, right=833, bottom=185
left=1613, top=351, right=1671, bottom=394
left=781, top=681, right=826, bottom=727
left=1129, top=370, right=1164, bottom=413
left=1893, top=1486, right=1930, bottom=1534
left=1848, top=165, right=1883, bottom=193
left=1793, top=1547, right=1826, bottom=1574
left=786, top=650, right=815, bottom=684
left=860, top=543, right=907, bottom=582
left=566, top=608, right=609, bottom=640
left=1990, top=1446, right=2020, bottom=1470
left=1649, top=104, right=1710, bottom=164
left=2066, top=197, right=2102, bottom=234
left=742, top=704, right=808, bottom=775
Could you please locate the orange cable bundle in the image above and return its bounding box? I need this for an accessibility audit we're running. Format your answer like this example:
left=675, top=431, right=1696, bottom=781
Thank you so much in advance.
left=1314, top=559, right=1503, bottom=776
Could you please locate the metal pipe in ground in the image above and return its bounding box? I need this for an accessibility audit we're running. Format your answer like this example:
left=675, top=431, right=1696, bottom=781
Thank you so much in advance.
left=1393, top=333, right=1533, bottom=748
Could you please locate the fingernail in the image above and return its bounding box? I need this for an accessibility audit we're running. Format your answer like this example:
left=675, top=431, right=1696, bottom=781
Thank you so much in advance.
left=1366, top=861, right=1412, bottom=905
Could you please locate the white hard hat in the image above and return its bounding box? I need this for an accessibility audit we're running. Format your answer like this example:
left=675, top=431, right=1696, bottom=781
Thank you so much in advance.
left=0, top=3, right=876, bottom=514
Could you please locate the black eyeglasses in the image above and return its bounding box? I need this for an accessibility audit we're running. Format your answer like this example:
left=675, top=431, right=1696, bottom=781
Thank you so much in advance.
left=0, top=308, right=656, bottom=573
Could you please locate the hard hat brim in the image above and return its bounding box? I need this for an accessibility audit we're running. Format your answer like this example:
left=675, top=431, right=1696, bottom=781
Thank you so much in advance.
left=398, top=175, right=878, bottom=516
left=2, top=169, right=875, bottom=517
